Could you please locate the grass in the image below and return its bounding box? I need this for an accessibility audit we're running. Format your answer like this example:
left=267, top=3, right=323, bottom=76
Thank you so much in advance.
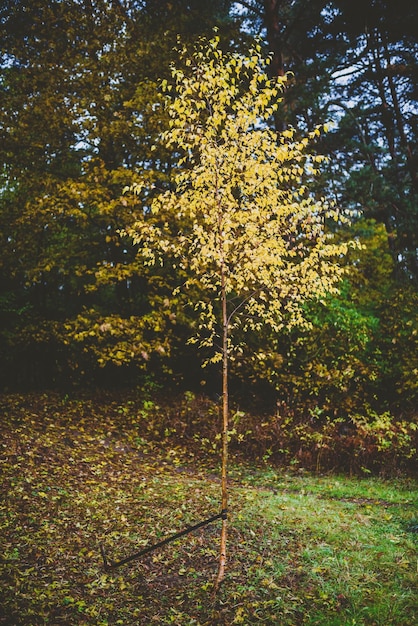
left=0, top=391, right=417, bottom=625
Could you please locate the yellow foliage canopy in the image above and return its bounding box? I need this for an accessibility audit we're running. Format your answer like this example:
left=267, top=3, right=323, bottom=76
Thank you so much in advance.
left=126, top=37, right=355, bottom=354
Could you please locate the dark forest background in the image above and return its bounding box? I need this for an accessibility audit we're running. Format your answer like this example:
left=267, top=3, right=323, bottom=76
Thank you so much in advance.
left=1, top=1, right=417, bottom=442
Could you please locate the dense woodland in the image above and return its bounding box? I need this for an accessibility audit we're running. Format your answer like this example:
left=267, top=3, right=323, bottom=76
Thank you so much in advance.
left=0, top=0, right=417, bottom=469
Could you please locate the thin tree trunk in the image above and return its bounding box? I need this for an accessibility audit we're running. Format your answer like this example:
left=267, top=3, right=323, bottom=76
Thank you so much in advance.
left=263, top=0, right=286, bottom=132
left=214, top=267, right=228, bottom=592
left=263, top=0, right=285, bottom=79
left=382, top=39, right=417, bottom=192
left=367, top=29, right=397, bottom=166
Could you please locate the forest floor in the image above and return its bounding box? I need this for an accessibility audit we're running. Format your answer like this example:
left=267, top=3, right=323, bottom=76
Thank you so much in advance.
left=1, top=391, right=417, bottom=625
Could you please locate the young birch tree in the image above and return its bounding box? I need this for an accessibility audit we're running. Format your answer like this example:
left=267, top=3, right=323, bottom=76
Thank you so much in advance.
left=125, top=37, right=354, bottom=589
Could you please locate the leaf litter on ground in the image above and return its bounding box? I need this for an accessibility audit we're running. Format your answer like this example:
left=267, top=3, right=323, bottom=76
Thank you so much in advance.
left=0, top=391, right=417, bottom=625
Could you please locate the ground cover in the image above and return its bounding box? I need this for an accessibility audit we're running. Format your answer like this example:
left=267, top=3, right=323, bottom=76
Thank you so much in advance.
left=1, top=392, right=417, bottom=625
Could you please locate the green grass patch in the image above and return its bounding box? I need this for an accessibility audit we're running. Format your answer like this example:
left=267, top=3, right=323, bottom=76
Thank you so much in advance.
left=1, top=392, right=417, bottom=624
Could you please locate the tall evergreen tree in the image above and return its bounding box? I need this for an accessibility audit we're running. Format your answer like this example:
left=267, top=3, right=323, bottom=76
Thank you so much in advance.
left=233, top=0, right=417, bottom=280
